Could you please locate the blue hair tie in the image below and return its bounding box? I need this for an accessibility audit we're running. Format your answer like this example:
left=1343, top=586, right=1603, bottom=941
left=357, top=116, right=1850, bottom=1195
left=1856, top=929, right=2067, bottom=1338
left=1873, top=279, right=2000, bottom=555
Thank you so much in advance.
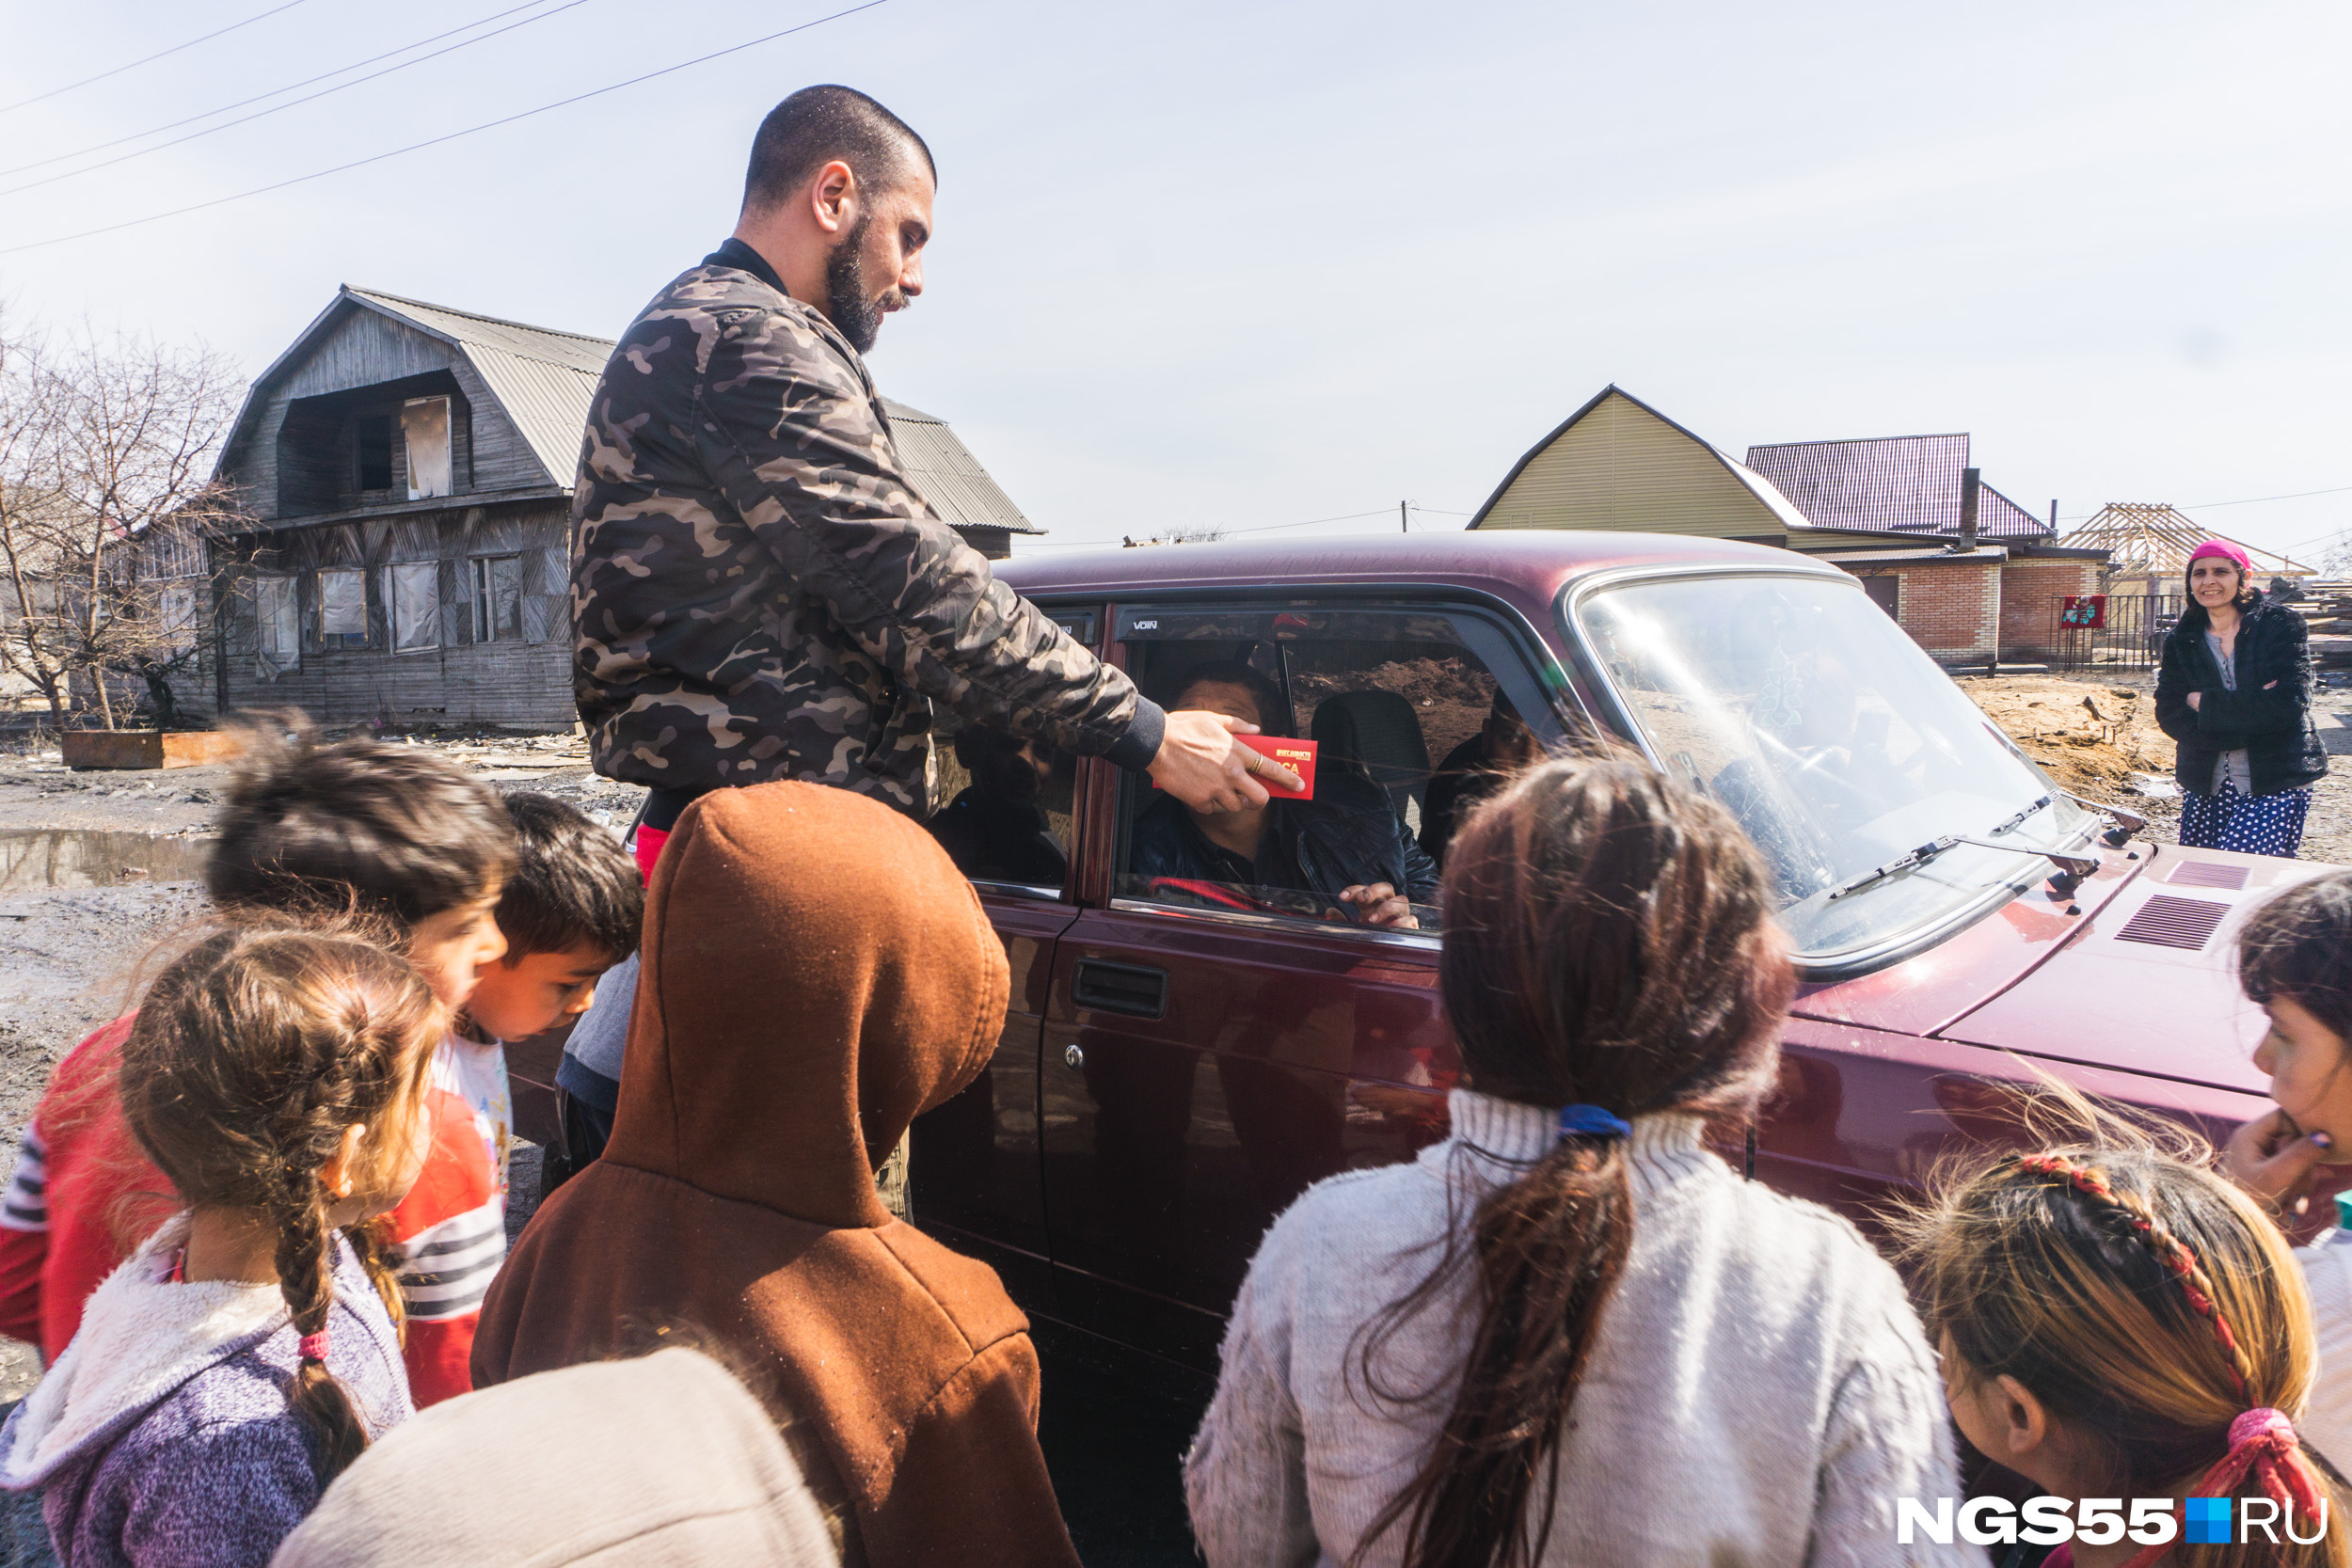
left=1558, top=1103, right=1631, bottom=1141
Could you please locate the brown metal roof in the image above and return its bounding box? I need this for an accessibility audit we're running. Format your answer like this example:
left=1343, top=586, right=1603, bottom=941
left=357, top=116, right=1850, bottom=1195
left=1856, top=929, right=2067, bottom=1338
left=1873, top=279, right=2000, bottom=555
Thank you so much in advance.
left=1744, top=433, right=2049, bottom=540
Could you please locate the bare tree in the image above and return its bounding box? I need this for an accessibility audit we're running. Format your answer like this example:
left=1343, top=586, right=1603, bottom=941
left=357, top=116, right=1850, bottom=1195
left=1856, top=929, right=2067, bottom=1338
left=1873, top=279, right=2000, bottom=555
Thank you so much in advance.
left=0, top=319, right=246, bottom=728
left=1120, top=523, right=1227, bottom=547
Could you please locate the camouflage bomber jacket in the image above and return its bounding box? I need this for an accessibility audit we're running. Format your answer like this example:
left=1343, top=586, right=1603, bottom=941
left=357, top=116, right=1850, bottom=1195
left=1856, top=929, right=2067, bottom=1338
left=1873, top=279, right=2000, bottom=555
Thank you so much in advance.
left=571, top=240, right=1164, bottom=816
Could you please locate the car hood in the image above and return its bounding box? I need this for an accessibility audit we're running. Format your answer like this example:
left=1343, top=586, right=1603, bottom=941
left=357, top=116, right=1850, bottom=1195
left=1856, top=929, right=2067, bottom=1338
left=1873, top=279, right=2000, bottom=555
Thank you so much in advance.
left=1795, top=843, right=2337, bottom=1095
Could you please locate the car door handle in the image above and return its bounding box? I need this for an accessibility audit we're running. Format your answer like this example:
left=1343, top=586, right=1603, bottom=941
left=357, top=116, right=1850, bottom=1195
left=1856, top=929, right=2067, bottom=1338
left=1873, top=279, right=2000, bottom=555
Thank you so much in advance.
left=1072, top=960, right=1168, bottom=1020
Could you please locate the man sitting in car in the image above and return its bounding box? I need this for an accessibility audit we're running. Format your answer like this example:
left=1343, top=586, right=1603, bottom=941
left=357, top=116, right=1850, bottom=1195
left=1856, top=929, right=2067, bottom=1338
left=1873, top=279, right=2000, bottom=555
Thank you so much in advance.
left=1130, top=661, right=1439, bottom=929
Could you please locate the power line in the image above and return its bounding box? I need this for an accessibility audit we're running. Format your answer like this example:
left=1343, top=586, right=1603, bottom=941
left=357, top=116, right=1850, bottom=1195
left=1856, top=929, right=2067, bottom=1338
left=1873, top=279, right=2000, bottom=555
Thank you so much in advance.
left=0, top=1, right=310, bottom=117
left=0, top=0, right=563, bottom=182
left=2056, top=483, right=2352, bottom=526
left=0, top=0, right=593, bottom=200
left=0, top=0, right=593, bottom=199
left=0, top=0, right=888, bottom=257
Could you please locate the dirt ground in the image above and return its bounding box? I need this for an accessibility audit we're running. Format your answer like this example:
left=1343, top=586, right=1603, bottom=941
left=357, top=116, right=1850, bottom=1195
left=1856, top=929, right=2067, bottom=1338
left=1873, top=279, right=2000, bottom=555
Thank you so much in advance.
left=0, top=730, right=637, bottom=1402
left=1952, top=668, right=2352, bottom=866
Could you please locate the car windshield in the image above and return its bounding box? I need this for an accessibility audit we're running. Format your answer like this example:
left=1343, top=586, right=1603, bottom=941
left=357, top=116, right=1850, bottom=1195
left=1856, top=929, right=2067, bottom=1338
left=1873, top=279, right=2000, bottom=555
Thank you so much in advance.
left=1574, top=572, right=2095, bottom=963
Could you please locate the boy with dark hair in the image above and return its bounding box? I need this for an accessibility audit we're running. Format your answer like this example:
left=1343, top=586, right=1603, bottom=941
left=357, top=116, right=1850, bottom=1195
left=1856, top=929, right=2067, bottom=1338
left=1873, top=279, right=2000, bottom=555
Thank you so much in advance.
left=426, top=795, right=642, bottom=1264
left=0, top=732, right=518, bottom=1405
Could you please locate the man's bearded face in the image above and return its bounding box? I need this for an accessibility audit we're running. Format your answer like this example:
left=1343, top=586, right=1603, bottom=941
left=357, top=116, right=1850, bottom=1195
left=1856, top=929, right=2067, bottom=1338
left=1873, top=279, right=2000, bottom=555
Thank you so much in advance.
left=825, top=208, right=910, bottom=355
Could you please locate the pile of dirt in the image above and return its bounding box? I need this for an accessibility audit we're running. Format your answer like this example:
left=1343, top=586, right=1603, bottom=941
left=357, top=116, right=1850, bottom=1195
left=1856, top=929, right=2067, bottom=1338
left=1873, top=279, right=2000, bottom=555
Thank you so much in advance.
left=1955, top=675, right=2172, bottom=799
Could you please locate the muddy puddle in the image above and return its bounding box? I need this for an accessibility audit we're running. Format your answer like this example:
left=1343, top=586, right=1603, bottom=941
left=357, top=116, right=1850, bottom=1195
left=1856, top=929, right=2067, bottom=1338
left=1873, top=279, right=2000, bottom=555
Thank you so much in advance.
left=0, top=829, right=212, bottom=896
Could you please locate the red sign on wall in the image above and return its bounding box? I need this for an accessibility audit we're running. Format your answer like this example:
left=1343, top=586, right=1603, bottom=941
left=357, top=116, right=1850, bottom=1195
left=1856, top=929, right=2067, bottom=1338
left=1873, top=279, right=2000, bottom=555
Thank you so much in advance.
left=2061, top=594, right=2106, bottom=628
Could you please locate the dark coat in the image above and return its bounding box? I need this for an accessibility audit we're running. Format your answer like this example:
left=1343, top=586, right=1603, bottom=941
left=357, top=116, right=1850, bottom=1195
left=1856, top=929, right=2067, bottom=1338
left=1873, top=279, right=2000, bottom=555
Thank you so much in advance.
left=2154, top=594, right=2328, bottom=798
left=1131, top=767, right=1441, bottom=910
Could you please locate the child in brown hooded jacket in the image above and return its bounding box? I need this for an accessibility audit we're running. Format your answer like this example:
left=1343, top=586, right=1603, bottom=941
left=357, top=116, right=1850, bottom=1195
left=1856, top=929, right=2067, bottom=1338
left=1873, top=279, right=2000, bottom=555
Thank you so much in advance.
left=469, top=781, right=1079, bottom=1568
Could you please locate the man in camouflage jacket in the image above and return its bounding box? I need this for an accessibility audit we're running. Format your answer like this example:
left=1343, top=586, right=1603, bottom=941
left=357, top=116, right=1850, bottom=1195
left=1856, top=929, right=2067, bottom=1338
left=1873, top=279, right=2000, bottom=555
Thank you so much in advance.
left=571, top=87, right=1286, bottom=820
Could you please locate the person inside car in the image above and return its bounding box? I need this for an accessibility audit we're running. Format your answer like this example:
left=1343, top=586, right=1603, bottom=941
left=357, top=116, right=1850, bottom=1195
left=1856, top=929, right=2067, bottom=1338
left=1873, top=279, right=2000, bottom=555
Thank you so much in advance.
left=1130, top=661, right=1439, bottom=929
left=927, top=724, right=1069, bottom=886
left=1420, top=689, right=1541, bottom=864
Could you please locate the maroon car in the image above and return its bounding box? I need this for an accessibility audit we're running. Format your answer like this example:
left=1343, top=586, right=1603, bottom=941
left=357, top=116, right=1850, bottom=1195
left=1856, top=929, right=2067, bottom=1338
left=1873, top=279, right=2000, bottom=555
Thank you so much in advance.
left=908, top=531, right=2314, bottom=1375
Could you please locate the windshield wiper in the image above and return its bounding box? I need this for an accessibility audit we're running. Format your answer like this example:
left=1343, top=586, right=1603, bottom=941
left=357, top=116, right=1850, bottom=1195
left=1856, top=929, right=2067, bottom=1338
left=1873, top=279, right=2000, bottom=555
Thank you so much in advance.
left=1988, top=794, right=2052, bottom=836
left=1826, top=810, right=2106, bottom=903
left=1826, top=837, right=1964, bottom=901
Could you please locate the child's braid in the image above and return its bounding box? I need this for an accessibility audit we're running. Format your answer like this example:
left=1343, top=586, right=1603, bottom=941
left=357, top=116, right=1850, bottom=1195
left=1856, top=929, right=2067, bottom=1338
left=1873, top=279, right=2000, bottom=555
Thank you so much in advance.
left=118, top=923, right=442, bottom=1489
left=2014, top=1152, right=2260, bottom=1404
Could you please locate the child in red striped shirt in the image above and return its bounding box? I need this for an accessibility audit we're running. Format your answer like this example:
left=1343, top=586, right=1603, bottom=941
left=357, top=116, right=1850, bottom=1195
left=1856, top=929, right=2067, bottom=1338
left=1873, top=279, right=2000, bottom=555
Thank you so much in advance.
left=0, top=731, right=513, bottom=1407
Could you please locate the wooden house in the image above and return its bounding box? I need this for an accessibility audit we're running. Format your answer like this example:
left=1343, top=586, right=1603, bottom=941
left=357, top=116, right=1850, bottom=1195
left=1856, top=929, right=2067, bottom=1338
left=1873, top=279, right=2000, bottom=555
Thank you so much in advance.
left=198, top=286, right=1041, bottom=731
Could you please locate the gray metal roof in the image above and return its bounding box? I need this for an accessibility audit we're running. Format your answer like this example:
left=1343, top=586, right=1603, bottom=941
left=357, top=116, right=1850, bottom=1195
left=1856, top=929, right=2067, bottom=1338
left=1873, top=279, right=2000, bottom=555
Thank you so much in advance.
left=225, top=288, right=1039, bottom=534
left=878, top=397, right=1042, bottom=535
left=1744, top=433, right=2049, bottom=541
left=344, top=288, right=610, bottom=486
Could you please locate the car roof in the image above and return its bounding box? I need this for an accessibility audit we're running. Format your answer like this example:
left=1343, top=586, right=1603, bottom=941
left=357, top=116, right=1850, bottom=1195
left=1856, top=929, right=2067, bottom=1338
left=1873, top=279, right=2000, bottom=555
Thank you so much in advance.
left=994, top=530, right=1844, bottom=625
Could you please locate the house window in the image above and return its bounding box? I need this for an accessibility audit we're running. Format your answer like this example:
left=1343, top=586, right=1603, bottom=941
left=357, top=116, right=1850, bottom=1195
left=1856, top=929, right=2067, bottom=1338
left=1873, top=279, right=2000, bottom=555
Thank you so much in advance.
left=1863, top=576, right=1900, bottom=619
left=255, top=577, right=299, bottom=670
left=471, top=555, right=521, bottom=642
left=318, top=568, right=369, bottom=649
left=390, top=562, right=438, bottom=652
left=158, top=586, right=196, bottom=645
left=402, top=397, right=452, bottom=500
left=356, top=416, right=393, bottom=492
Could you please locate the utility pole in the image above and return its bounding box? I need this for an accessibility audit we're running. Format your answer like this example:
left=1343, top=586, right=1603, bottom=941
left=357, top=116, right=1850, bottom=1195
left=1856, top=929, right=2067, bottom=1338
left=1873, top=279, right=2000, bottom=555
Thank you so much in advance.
left=1400, top=499, right=1409, bottom=533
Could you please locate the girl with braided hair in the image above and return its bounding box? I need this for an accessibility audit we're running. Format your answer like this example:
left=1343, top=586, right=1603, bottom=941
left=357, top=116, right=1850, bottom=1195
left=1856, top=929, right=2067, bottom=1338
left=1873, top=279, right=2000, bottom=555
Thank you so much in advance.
left=1907, top=1139, right=2351, bottom=1568
left=0, top=924, right=443, bottom=1568
left=1185, top=755, right=1972, bottom=1567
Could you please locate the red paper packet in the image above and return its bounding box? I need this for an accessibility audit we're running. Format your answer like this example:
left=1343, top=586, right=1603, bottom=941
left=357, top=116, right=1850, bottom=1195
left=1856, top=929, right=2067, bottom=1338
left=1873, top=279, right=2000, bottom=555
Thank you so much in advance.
left=1239, top=735, right=1316, bottom=800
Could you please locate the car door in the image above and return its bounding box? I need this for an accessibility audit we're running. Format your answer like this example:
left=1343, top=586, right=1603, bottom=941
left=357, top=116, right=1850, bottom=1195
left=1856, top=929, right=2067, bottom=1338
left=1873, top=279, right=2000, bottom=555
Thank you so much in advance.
left=908, top=605, right=1099, bottom=1307
left=1036, top=595, right=1574, bottom=1370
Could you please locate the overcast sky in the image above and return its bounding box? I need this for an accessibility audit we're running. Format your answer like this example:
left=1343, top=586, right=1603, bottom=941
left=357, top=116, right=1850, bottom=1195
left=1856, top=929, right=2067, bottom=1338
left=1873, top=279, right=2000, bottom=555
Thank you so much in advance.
left=2, top=0, right=2346, bottom=561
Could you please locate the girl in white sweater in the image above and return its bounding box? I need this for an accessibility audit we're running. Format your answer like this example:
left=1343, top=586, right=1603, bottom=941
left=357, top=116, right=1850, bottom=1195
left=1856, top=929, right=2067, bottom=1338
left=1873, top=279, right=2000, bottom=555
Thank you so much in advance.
left=1184, top=756, right=1973, bottom=1568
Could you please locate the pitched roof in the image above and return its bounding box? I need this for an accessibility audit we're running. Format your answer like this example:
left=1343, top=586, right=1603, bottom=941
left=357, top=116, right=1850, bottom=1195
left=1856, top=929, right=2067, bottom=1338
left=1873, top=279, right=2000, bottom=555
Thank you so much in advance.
left=342, top=288, right=610, bottom=486
left=2061, top=503, right=2314, bottom=579
left=1468, top=385, right=1817, bottom=538
left=1743, top=433, right=2050, bottom=540
left=221, top=288, right=1041, bottom=536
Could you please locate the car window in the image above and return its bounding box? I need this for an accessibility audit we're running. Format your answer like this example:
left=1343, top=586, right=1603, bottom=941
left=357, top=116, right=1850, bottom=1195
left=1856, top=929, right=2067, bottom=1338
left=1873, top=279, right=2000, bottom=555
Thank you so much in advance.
left=924, top=608, right=1094, bottom=895
left=1109, top=604, right=1551, bottom=937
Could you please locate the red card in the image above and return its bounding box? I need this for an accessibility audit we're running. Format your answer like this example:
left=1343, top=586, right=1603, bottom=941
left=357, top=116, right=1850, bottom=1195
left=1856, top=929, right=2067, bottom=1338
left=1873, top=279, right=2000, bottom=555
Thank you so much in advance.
left=1239, top=735, right=1316, bottom=800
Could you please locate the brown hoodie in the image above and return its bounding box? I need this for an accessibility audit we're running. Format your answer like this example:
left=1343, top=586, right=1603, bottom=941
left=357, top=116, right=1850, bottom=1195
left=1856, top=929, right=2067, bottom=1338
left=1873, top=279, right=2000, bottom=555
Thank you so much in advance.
left=471, top=782, right=1080, bottom=1568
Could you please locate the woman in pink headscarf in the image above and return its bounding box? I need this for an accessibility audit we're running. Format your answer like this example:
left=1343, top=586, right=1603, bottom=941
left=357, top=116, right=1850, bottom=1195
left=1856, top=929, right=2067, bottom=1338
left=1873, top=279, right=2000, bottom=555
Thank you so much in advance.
left=2154, top=542, right=2328, bottom=857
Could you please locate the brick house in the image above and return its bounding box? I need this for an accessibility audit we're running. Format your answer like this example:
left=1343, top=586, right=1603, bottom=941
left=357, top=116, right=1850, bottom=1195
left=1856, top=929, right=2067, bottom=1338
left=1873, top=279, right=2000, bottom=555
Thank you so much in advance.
left=1469, top=387, right=2106, bottom=665
left=1746, top=434, right=2106, bottom=662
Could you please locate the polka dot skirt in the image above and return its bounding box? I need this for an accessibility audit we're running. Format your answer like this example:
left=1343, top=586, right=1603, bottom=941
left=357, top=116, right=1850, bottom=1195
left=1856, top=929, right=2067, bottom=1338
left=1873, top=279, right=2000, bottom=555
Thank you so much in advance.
left=2179, top=775, right=2311, bottom=859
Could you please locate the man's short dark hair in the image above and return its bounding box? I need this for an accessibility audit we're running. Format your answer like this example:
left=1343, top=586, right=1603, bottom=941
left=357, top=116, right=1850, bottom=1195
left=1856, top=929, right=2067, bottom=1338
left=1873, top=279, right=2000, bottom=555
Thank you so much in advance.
left=742, top=85, right=935, bottom=215
left=207, top=728, right=516, bottom=927
left=1169, top=660, right=1294, bottom=738
left=494, top=794, right=644, bottom=963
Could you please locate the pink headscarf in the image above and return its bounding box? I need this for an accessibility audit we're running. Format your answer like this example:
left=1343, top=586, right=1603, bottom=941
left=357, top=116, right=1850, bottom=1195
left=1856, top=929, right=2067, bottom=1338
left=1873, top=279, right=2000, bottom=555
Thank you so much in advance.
left=2188, top=540, right=2253, bottom=579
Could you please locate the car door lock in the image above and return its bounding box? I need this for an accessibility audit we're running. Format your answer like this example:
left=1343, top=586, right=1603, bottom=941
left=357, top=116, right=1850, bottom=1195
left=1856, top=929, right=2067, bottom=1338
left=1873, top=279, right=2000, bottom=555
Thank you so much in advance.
left=1064, top=1044, right=1085, bottom=1069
